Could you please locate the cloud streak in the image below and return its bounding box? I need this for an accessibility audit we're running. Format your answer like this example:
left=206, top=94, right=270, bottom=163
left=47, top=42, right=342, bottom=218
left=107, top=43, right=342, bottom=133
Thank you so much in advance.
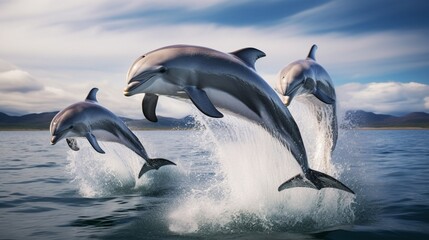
left=287, top=0, right=429, bottom=34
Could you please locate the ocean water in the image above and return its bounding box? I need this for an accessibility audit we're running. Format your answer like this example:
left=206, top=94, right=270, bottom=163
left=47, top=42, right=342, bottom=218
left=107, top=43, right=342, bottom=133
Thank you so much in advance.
left=0, top=116, right=428, bottom=239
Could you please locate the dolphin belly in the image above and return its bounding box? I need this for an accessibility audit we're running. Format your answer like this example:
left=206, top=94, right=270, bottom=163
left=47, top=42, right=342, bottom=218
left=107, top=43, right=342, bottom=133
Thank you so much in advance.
left=204, top=88, right=262, bottom=123
left=92, top=129, right=121, bottom=143
left=93, top=128, right=149, bottom=160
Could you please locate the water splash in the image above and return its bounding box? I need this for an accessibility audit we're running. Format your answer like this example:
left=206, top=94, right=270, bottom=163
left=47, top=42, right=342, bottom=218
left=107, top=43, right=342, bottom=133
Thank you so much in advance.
left=66, top=141, right=141, bottom=197
left=289, top=95, right=337, bottom=174
left=169, top=100, right=356, bottom=233
left=65, top=133, right=186, bottom=198
left=64, top=97, right=356, bottom=232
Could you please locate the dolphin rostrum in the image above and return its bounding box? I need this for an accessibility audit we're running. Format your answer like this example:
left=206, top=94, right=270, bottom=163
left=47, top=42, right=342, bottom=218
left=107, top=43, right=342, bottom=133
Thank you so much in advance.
left=50, top=88, right=175, bottom=178
left=123, top=45, right=353, bottom=194
left=276, top=44, right=338, bottom=150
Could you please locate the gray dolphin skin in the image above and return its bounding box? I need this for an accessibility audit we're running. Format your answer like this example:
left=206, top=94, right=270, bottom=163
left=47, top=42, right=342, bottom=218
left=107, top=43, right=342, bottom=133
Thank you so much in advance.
left=123, top=45, right=353, bottom=194
left=50, top=88, right=175, bottom=178
left=276, top=44, right=338, bottom=150
left=275, top=45, right=336, bottom=106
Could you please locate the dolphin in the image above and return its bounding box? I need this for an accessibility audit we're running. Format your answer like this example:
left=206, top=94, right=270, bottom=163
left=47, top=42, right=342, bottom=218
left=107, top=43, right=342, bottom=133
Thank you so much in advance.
left=50, top=88, right=175, bottom=178
left=123, top=45, right=353, bottom=194
left=275, top=44, right=338, bottom=150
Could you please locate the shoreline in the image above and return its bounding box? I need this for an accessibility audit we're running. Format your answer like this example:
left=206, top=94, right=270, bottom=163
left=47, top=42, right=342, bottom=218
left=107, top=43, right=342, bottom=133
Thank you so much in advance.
left=356, top=127, right=429, bottom=130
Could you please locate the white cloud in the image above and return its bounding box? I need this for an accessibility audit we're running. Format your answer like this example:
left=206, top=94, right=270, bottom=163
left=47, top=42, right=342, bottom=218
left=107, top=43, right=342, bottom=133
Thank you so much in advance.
left=0, top=1, right=428, bottom=117
left=0, top=60, right=44, bottom=93
left=1, top=0, right=427, bottom=78
left=337, top=82, right=429, bottom=114
left=0, top=61, right=80, bottom=115
left=0, top=59, right=192, bottom=118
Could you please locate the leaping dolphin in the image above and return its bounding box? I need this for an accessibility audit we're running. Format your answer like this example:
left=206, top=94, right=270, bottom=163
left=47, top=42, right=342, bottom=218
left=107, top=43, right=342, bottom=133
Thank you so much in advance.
left=123, top=45, right=353, bottom=194
left=50, top=88, right=176, bottom=178
left=276, top=44, right=338, bottom=150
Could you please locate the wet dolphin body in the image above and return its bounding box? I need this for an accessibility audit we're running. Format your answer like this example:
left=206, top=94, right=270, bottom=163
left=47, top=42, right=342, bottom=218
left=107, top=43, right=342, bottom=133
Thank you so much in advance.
left=50, top=88, right=175, bottom=178
left=123, top=45, right=353, bottom=194
left=276, top=44, right=338, bottom=150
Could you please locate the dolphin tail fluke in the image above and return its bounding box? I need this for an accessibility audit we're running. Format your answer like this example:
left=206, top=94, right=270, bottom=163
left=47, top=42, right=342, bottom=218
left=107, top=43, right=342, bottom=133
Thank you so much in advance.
left=138, top=158, right=176, bottom=178
left=277, top=173, right=319, bottom=191
left=278, top=169, right=354, bottom=194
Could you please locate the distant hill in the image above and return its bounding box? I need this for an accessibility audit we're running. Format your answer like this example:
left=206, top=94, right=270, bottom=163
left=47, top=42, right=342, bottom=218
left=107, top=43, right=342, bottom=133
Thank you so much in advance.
left=1, top=110, right=428, bottom=130
left=0, top=112, right=196, bottom=130
left=343, top=110, right=429, bottom=128
left=0, top=111, right=59, bottom=130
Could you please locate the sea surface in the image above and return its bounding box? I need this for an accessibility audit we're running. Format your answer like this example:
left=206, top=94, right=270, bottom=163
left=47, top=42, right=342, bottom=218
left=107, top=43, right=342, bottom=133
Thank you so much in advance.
left=0, top=115, right=428, bottom=239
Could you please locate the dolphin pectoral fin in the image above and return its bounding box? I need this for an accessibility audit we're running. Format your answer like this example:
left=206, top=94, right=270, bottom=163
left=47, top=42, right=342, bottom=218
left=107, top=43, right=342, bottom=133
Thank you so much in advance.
left=278, top=169, right=354, bottom=194
left=229, top=48, right=266, bottom=69
left=66, top=138, right=80, bottom=151
left=138, top=158, right=176, bottom=178
left=183, top=86, right=223, bottom=118
left=313, top=84, right=335, bottom=105
left=85, top=132, right=105, bottom=154
left=278, top=174, right=318, bottom=191
left=142, top=93, right=159, bottom=122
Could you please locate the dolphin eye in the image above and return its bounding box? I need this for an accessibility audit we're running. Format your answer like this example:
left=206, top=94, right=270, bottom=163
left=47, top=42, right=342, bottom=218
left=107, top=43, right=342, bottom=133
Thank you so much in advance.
left=159, top=66, right=166, bottom=73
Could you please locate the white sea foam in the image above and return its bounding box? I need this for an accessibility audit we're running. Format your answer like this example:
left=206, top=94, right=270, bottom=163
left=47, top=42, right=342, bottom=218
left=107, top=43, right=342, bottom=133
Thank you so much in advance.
left=168, top=99, right=355, bottom=233
left=66, top=141, right=140, bottom=197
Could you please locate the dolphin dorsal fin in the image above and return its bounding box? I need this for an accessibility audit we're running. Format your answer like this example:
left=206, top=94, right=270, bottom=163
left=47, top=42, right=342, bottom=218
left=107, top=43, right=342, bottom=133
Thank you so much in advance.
left=307, top=44, right=318, bottom=60
left=230, top=47, right=266, bottom=69
left=85, top=88, right=99, bottom=102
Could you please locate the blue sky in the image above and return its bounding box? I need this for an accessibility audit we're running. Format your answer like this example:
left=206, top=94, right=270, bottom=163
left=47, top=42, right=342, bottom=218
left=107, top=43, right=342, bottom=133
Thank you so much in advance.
left=0, top=0, right=428, bottom=117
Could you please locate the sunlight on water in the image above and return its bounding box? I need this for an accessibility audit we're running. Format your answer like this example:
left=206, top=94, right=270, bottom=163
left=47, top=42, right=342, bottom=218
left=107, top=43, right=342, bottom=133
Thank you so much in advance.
left=168, top=100, right=356, bottom=233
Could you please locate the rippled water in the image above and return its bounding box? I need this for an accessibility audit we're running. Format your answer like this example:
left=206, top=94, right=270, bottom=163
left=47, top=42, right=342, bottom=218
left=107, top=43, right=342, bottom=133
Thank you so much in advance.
left=0, top=122, right=428, bottom=239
